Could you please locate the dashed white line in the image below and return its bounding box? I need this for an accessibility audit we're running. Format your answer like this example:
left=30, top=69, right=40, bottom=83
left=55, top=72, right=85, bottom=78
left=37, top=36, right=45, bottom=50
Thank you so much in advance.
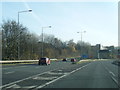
left=109, top=71, right=116, bottom=77
left=111, top=76, right=119, bottom=87
left=104, top=67, right=116, bottom=77
left=102, top=63, right=119, bottom=87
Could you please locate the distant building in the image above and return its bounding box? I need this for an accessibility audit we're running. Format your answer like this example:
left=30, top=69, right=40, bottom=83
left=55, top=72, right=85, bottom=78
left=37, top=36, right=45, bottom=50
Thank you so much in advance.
left=99, top=50, right=110, bottom=59
left=90, top=44, right=101, bottom=59
left=90, top=44, right=116, bottom=59
left=117, top=49, right=120, bottom=59
left=99, top=46, right=115, bottom=59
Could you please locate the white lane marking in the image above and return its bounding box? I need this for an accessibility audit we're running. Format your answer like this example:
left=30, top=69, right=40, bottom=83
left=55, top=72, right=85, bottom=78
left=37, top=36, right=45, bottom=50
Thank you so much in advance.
left=102, top=63, right=119, bottom=87
left=37, top=73, right=69, bottom=88
left=6, top=84, right=36, bottom=88
left=111, top=76, right=119, bottom=86
left=104, top=66, right=116, bottom=77
left=4, top=71, right=15, bottom=74
left=0, top=68, right=57, bottom=88
left=47, top=72, right=64, bottom=75
left=6, top=84, right=21, bottom=88
left=109, top=71, right=116, bottom=77
left=33, top=76, right=58, bottom=80
left=58, top=70, right=62, bottom=71
left=37, top=63, right=90, bottom=88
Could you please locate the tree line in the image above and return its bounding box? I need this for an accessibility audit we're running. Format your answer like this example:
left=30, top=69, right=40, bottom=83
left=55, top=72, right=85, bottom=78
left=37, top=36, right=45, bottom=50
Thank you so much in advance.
left=1, top=20, right=114, bottom=60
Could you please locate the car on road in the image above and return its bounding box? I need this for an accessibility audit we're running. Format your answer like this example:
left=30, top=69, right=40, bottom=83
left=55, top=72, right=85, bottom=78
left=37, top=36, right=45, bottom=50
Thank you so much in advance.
left=71, top=58, right=77, bottom=64
left=62, top=58, right=67, bottom=61
left=38, top=57, right=50, bottom=65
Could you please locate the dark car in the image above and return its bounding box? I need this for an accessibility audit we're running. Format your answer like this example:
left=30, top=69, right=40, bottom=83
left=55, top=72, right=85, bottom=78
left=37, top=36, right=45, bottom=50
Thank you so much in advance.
left=71, top=58, right=77, bottom=64
left=62, top=58, right=67, bottom=61
left=38, top=57, right=50, bottom=65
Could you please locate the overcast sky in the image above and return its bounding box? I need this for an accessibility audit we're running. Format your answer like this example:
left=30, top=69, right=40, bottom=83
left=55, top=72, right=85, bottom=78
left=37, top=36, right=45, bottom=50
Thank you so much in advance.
left=1, top=0, right=118, bottom=46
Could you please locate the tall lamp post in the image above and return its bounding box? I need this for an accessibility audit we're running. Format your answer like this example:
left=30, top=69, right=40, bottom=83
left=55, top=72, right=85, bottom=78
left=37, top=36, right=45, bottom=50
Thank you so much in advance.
left=17, top=9, right=32, bottom=60
left=77, top=31, right=86, bottom=42
left=18, top=9, right=32, bottom=25
left=41, top=26, right=51, bottom=58
left=77, top=31, right=86, bottom=59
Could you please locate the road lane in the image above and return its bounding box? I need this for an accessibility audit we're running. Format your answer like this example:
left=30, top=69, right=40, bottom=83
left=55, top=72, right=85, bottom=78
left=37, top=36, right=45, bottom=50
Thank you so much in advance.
left=2, top=59, right=118, bottom=89
left=2, top=60, right=91, bottom=89
left=43, top=60, right=119, bottom=88
left=2, top=61, right=72, bottom=85
left=101, top=60, right=118, bottom=76
left=101, top=60, right=119, bottom=87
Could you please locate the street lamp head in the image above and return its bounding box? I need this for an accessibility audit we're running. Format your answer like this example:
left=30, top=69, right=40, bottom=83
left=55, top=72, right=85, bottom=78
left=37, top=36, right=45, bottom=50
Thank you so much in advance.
left=49, top=26, right=52, bottom=28
left=28, top=9, right=32, bottom=12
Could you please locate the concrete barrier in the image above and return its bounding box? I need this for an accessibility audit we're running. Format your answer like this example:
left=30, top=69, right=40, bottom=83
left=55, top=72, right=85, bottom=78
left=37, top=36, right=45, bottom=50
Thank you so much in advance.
left=0, top=59, right=58, bottom=64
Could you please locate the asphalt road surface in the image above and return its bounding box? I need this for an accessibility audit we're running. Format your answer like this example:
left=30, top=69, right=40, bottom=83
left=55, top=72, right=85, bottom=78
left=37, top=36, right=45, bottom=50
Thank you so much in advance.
left=1, top=59, right=119, bottom=89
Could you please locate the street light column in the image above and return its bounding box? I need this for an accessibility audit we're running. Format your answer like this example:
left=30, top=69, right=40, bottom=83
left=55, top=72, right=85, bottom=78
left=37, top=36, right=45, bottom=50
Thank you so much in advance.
left=77, top=31, right=86, bottom=59
left=17, top=9, right=32, bottom=60
left=18, top=12, right=19, bottom=25
left=81, top=32, right=82, bottom=42
left=77, top=31, right=86, bottom=42
left=41, top=26, right=51, bottom=58
left=41, top=27, right=44, bottom=58
left=17, top=12, right=20, bottom=60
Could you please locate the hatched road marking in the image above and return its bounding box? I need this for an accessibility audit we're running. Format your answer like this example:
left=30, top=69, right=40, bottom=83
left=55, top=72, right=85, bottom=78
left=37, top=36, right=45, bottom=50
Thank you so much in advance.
left=0, top=69, right=57, bottom=88
left=2, top=63, right=91, bottom=89
left=33, top=76, right=58, bottom=80
left=36, top=63, right=90, bottom=88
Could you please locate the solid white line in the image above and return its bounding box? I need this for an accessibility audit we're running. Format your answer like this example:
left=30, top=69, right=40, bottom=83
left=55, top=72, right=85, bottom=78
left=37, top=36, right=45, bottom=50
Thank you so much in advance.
left=37, top=74, right=68, bottom=88
left=0, top=68, right=57, bottom=88
left=33, top=76, right=58, bottom=80
left=4, top=71, right=15, bottom=74
left=37, top=63, right=90, bottom=88
left=109, top=71, right=116, bottom=77
left=6, top=84, right=21, bottom=88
